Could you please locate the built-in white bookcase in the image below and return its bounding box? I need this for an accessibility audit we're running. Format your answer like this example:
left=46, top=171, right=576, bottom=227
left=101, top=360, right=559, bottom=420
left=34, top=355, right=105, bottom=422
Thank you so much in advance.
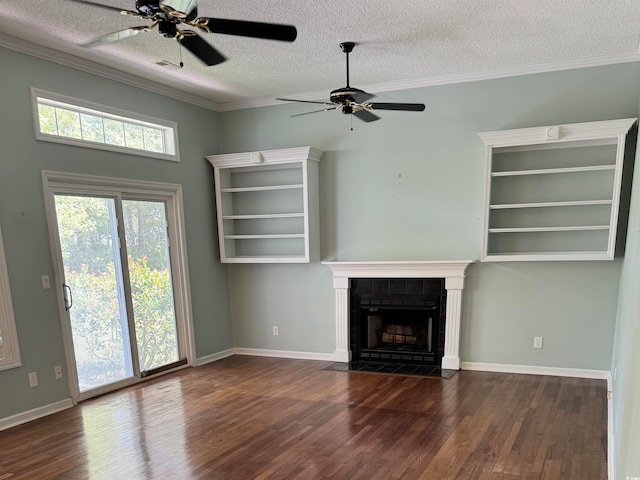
left=478, top=118, right=637, bottom=261
left=206, top=146, right=323, bottom=263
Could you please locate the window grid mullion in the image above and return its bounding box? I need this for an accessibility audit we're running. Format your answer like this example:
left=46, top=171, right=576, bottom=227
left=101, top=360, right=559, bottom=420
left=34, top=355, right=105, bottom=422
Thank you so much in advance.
left=34, top=91, right=178, bottom=160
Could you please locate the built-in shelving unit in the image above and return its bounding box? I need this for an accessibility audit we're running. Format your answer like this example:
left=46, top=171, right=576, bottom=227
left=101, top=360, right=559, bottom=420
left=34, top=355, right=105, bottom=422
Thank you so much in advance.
left=206, top=146, right=323, bottom=263
left=478, top=118, right=637, bottom=261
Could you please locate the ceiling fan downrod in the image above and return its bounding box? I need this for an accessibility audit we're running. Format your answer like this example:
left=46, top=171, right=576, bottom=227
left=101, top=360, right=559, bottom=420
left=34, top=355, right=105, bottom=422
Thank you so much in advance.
left=340, top=42, right=355, bottom=88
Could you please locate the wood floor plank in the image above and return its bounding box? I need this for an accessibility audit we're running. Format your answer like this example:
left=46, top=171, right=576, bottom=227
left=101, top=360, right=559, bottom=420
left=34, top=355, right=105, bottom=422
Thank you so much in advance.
left=0, top=356, right=608, bottom=479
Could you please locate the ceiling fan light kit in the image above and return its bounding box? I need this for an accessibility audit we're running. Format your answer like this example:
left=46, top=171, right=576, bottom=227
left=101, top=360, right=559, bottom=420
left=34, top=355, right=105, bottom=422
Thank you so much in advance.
left=73, top=0, right=297, bottom=66
left=277, top=41, right=426, bottom=124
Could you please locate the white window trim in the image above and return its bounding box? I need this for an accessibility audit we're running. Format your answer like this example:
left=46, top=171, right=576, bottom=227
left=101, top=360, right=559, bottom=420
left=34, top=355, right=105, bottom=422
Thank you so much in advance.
left=0, top=225, right=22, bottom=371
left=31, top=88, right=180, bottom=162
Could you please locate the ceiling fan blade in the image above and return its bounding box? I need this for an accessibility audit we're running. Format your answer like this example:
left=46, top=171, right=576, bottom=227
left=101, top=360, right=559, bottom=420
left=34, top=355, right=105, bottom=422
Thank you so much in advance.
left=69, top=0, right=139, bottom=16
left=369, top=103, right=426, bottom=112
left=276, top=98, right=335, bottom=106
left=291, top=106, right=340, bottom=117
left=82, top=25, right=152, bottom=47
left=178, top=31, right=227, bottom=66
left=353, top=109, right=380, bottom=123
left=192, top=18, right=297, bottom=42
left=354, top=91, right=375, bottom=103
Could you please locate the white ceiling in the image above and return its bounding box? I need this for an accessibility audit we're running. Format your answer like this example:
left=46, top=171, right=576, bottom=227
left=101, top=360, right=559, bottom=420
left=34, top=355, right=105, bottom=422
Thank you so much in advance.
left=1, top=0, right=640, bottom=111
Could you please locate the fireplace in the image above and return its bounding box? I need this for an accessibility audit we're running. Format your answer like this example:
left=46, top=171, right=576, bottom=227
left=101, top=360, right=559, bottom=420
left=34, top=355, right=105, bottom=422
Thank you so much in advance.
left=350, top=278, right=446, bottom=366
left=324, top=261, right=473, bottom=370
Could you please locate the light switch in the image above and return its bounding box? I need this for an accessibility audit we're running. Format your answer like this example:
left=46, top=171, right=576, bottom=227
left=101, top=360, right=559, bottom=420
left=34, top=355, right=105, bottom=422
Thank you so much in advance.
left=42, top=275, right=51, bottom=290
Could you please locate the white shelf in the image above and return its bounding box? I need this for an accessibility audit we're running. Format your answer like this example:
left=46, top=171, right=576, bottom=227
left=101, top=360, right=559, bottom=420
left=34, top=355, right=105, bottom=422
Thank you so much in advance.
left=224, top=234, right=305, bottom=239
left=206, top=146, right=323, bottom=263
left=490, top=200, right=613, bottom=210
left=483, top=251, right=612, bottom=262
left=488, top=225, right=609, bottom=233
left=479, top=118, right=637, bottom=261
left=220, top=184, right=303, bottom=193
left=223, top=255, right=309, bottom=264
left=491, top=164, right=615, bottom=177
left=222, top=213, right=304, bottom=220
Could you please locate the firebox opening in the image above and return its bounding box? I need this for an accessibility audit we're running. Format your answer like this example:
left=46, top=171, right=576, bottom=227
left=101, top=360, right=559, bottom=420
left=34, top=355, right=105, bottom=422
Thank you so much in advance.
left=359, top=307, right=438, bottom=364
left=349, top=278, right=447, bottom=367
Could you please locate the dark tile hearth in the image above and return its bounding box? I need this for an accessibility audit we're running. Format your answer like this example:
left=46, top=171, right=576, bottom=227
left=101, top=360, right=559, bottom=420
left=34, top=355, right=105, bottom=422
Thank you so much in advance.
left=324, top=361, right=457, bottom=379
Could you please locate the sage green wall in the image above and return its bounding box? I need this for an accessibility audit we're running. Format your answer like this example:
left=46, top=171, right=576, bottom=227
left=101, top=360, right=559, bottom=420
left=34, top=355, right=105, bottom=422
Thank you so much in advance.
left=610, top=98, right=640, bottom=478
left=0, top=47, right=232, bottom=420
left=220, top=62, right=640, bottom=368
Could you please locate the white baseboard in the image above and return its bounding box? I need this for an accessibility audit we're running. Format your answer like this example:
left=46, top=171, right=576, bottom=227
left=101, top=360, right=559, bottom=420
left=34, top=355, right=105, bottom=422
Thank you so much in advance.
left=0, top=398, right=74, bottom=432
left=234, top=347, right=334, bottom=362
left=460, top=361, right=610, bottom=380
left=196, top=348, right=235, bottom=366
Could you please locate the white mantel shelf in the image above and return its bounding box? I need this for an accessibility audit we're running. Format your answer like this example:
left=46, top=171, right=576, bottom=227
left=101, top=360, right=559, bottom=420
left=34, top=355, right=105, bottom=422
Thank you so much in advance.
left=323, top=260, right=475, bottom=370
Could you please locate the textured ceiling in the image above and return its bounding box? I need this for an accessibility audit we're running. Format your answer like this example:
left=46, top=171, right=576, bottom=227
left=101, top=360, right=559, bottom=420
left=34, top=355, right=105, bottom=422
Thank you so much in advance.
left=1, top=0, right=640, bottom=111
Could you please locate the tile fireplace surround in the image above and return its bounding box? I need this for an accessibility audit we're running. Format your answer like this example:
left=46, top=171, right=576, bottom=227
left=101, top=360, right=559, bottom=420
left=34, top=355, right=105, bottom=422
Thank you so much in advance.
left=323, top=261, right=474, bottom=370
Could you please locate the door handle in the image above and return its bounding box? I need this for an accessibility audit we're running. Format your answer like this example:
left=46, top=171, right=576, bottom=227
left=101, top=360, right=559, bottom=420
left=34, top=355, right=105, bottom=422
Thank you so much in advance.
left=63, top=283, right=73, bottom=311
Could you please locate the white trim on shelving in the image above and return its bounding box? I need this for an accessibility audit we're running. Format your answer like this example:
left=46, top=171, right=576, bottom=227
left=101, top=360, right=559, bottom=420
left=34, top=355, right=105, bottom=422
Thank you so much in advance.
left=488, top=225, right=609, bottom=233
left=206, top=146, right=322, bottom=263
left=491, top=164, right=615, bottom=177
left=490, top=200, right=613, bottom=209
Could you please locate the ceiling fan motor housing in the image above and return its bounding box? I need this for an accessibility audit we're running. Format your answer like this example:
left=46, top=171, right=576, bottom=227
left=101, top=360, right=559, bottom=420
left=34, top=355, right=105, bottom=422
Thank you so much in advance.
left=158, top=20, right=178, bottom=37
left=136, top=0, right=162, bottom=17
left=136, top=0, right=198, bottom=22
left=330, top=87, right=368, bottom=105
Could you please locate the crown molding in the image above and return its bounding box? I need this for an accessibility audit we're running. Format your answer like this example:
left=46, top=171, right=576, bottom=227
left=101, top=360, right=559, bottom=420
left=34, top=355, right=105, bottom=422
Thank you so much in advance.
left=478, top=118, right=638, bottom=148
left=0, top=33, right=220, bottom=112
left=220, top=51, right=640, bottom=112
left=3, top=31, right=640, bottom=114
left=206, top=146, right=323, bottom=168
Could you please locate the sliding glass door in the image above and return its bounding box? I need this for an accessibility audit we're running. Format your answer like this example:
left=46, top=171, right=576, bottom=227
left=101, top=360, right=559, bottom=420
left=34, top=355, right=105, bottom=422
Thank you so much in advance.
left=53, top=192, right=182, bottom=397
left=122, top=199, right=179, bottom=373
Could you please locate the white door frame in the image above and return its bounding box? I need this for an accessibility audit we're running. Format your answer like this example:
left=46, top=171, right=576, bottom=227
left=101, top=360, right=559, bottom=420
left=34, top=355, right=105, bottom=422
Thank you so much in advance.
left=42, top=170, right=196, bottom=403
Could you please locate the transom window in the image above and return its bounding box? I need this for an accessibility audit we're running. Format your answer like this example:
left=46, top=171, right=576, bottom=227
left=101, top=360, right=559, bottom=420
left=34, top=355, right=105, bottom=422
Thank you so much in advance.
left=31, top=88, right=179, bottom=162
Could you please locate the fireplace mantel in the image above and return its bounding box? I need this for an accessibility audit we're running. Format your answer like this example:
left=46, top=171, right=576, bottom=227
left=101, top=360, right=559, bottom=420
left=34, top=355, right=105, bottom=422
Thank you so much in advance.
left=324, top=260, right=474, bottom=369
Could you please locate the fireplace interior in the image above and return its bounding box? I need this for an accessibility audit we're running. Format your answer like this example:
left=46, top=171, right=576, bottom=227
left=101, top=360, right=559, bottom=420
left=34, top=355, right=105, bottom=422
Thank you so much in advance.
left=350, top=278, right=446, bottom=367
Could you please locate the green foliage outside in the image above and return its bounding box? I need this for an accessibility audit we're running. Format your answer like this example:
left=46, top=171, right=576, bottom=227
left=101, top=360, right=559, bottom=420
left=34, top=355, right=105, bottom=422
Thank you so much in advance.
left=55, top=195, right=178, bottom=390
left=37, top=102, right=165, bottom=153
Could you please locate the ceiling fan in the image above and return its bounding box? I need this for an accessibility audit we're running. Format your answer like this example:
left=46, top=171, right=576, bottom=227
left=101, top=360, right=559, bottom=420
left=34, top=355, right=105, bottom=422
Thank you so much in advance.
left=277, top=42, right=425, bottom=123
left=71, top=0, right=297, bottom=66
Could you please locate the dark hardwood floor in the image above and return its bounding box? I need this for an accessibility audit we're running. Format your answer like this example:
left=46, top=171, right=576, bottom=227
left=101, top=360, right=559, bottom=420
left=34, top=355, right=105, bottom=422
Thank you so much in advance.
left=0, top=356, right=608, bottom=479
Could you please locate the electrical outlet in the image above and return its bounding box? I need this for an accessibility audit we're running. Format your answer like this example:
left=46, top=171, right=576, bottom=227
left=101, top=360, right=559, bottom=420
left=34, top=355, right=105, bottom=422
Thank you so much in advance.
left=54, top=366, right=63, bottom=380
left=533, top=336, right=544, bottom=349
left=272, top=326, right=279, bottom=336
left=28, top=372, right=38, bottom=388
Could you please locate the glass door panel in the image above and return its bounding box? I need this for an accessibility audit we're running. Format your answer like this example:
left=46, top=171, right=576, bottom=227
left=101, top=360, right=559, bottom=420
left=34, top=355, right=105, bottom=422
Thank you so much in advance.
left=122, top=200, right=179, bottom=373
left=54, top=195, right=133, bottom=392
